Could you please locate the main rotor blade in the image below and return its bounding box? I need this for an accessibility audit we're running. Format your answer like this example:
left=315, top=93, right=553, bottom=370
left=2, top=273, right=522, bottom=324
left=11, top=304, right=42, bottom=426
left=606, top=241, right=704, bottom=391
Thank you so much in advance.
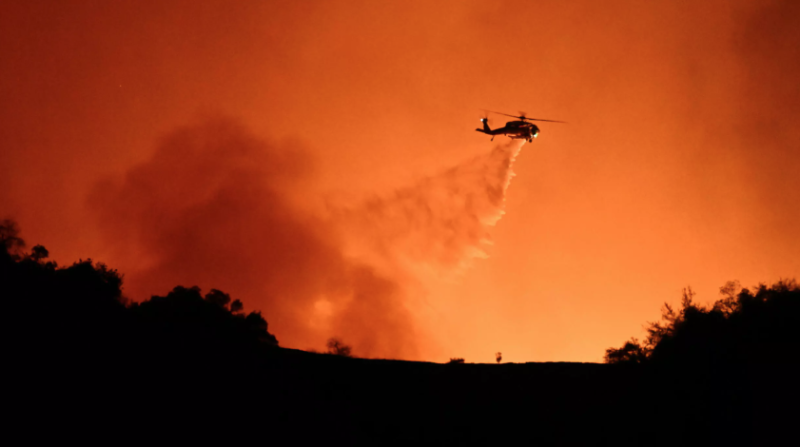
left=486, top=110, right=524, bottom=119
left=525, top=118, right=567, bottom=123
left=485, top=109, right=566, bottom=123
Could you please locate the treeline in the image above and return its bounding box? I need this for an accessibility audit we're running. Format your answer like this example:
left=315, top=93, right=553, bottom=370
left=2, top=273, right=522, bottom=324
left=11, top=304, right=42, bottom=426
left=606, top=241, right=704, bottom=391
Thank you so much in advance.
left=1, top=219, right=278, bottom=372
left=605, top=281, right=800, bottom=366
left=5, top=215, right=800, bottom=368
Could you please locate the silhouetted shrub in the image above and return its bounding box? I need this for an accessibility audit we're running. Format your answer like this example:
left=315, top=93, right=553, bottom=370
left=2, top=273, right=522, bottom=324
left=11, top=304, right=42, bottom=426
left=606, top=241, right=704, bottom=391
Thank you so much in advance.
left=448, top=357, right=465, bottom=364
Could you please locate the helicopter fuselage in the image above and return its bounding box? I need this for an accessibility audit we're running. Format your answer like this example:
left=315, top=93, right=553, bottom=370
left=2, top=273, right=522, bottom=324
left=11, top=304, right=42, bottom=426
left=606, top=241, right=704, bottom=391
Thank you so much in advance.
left=476, top=119, right=539, bottom=142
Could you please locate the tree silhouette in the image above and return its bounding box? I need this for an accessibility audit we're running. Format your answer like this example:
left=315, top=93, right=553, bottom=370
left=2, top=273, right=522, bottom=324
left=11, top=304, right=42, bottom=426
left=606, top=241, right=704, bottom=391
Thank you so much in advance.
left=29, top=244, right=49, bottom=262
left=605, top=280, right=800, bottom=365
left=1, top=219, right=278, bottom=377
left=326, top=337, right=352, bottom=357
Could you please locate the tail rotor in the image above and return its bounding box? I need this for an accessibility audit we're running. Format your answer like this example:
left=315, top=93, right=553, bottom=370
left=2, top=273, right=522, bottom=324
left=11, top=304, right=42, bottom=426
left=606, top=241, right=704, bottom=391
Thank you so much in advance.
left=479, top=110, right=491, bottom=126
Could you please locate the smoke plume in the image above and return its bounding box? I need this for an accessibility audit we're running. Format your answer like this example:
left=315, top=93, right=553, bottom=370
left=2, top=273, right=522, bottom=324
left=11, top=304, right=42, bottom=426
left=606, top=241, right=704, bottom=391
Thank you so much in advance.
left=90, top=118, right=524, bottom=359
left=337, top=140, right=524, bottom=278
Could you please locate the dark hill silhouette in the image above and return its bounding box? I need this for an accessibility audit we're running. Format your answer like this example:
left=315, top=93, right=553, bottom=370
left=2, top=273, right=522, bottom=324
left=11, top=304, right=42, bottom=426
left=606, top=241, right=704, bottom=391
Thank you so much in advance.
left=3, top=218, right=797, bottom=445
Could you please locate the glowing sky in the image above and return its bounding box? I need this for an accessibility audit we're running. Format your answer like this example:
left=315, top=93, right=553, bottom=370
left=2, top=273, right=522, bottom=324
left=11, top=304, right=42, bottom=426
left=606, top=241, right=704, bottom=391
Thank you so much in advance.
left=2, top=0, right=798, bottom=362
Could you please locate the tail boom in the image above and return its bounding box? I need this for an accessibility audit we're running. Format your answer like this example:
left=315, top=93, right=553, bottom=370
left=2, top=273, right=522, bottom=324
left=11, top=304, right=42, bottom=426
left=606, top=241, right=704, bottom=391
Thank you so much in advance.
left=476, top=118, right=497, bottom=134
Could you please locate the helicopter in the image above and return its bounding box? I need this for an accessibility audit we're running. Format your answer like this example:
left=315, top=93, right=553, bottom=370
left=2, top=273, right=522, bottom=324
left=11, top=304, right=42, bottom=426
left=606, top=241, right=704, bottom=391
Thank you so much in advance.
left=476, top=110, right=565, bottom=142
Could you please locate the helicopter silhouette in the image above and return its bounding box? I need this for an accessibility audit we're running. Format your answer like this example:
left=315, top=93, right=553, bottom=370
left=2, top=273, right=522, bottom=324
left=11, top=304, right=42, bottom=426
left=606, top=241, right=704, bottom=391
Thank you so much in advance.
left=476, top=110, right=565, bottom=142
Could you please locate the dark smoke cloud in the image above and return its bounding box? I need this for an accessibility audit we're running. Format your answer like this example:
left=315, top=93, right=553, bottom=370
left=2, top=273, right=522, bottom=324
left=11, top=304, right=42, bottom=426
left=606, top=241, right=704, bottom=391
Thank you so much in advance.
left=91, top=118, right=524, bottom=359
left=90, top=118, right=417, bottom=358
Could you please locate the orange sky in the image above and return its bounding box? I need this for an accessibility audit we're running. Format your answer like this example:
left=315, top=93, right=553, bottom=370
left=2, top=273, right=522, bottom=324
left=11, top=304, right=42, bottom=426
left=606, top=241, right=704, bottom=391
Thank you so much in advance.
left=2, top=0, right=799, bottom=362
